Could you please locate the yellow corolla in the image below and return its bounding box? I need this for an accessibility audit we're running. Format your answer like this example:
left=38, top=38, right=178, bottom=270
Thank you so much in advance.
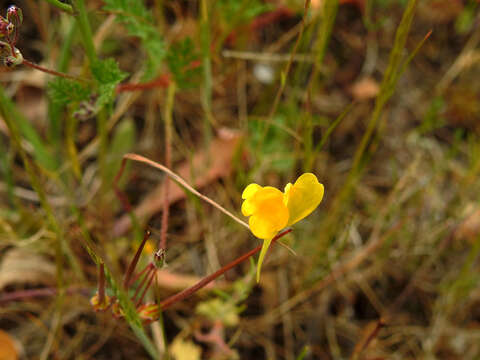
left=242, top=173, right=324, bottom=281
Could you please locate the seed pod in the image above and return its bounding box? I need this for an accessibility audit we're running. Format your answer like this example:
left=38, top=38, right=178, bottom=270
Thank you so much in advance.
left=7, top=6, right=23, bottom=27
left=4, top=47, right=23, bottom=67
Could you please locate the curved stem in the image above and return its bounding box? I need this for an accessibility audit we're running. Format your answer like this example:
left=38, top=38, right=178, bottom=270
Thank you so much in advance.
left=124, top=153, right=250, bottom=229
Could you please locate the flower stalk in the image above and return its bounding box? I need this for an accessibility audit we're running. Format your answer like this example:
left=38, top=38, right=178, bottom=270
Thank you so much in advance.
left=158, top=228, right=292, bottom=312
left=123, top=230, right=151, bottom=289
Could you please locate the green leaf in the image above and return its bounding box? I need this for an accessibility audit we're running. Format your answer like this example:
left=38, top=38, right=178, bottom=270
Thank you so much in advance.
left=216, top=0, right=271, bottom=27
left=91, top=58, right=128, bottom=107
left=102, top=0, right=166, bottom=79
left=0, top=88, right=57, bottom=171
left=91, top=58, right=128, bottom=85
left=166, top=38, right=201, bottom=89
left=248, top=114, right=295, bottom=173
left=47, top=78, right=90, bottom=106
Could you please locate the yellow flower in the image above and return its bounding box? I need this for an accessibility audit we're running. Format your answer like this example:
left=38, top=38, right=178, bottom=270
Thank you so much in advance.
left=242, top=173, right=324, bottom=281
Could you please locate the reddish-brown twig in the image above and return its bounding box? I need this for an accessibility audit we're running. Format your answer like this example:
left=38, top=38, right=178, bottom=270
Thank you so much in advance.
left=22, top=58, right=89, bottom=82
left=159, top=228, right=292, bottom=311
left=134, top=267, right=157, bottom=307
left=116, top=74, right=171, bottom=93
left=123, top=230, right=151, bottom=289
left=98, top=263, right=106, bottom=305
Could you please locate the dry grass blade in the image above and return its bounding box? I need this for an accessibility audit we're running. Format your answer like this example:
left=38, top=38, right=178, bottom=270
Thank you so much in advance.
left=123, top=153, right=249, bottom=230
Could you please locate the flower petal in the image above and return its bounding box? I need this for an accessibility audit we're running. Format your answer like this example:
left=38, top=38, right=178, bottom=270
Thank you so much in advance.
left=249, top=212, right=284, bottom=240
left=284, top=173, right=324, bottom=226
left=283, top=183, right=292, bottom=205
left=242, top=183, right=262, bottom=199
left=241, top=198, right=256, bottom=216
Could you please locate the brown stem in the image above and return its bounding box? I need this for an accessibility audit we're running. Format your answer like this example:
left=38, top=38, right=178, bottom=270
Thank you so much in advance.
left=159, top=229, right=292, bottom=311
left=22, top=58, right=89, bottom=82
left=123, top=230, right=151, bottom=289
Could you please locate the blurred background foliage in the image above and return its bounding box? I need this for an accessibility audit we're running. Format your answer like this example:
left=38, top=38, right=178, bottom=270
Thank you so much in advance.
left=1, top=0, right=480, bottom=359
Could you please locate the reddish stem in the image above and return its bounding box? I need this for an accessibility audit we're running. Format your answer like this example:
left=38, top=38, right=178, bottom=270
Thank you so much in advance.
left=135, top=267, right=157, bottom=307
left=22, top=58, right=89, bottom=82
left=123, top=230, right=151, bottom=289
left=129, top=262, right=153, bottom=288
left=116, top=74, right=171, bottom=93
left=113, top=157, right=133, bottom=213
left=159, top=229, right=292, bottom=311
left=160, top=88, right=173, bottom=251
left=98, top=263, right=106, bottom=304
left=132, top=265, right=154, bottom=303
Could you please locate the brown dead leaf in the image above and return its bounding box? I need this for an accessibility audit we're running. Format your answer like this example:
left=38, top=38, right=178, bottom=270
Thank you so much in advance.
left=0, top=330, right=19, bottom=360
left=350, top=77, right=380, bottom=101
left=0, top=248, right=56, bottom=290
left=455, top=209, right=480, bottom=243
left=113, top=128, right=242, bottom=236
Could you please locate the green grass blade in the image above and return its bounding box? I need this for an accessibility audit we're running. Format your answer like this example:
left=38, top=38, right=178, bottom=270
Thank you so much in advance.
left=0, top=87, right=57, bottom=171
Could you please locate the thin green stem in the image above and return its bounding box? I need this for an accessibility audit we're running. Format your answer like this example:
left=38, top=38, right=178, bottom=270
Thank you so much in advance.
left=0, top=139, right=15, bottom=206
left=66, top=113, right=81, bottom=179
left=350, top=0, right=418, bottom=176
left=72, top=0, right=96, bottom=65
left=304, top=0, right=338, bottom=99
left=49, top=21, right=77, bottom=146
left=268, top=0, right=311, bottom=121
left=43, top=0, right=74, bottom=14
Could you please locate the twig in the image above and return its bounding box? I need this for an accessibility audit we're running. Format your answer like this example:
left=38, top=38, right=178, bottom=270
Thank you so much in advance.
left=22, top=58, right=89, bottom=82
left=116, top=74, right=170, bottom=93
